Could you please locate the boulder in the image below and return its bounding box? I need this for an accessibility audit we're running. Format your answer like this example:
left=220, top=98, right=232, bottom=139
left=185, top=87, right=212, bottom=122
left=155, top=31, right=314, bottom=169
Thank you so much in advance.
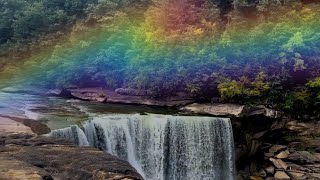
left=270, top=158, right=288, bottom=170
left=269, top=145, right=287, bottom=154
left=265, top=166, right=275, bottom=175
left=276, top=151, right=290, bottom=159
left=244, top=105, right=283, bottom=118
left=257, top=169, right=267, bottom=178
left=274, top=171, right=290, bottom=180
left=287, top=151, right=317, bottom=164
left=287, top=171, right=307, bottom=180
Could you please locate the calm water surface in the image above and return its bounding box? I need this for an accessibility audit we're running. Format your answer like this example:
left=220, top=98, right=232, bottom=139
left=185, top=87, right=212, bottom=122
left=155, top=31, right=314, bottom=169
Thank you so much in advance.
left=0, top=91, right=178, bottom=130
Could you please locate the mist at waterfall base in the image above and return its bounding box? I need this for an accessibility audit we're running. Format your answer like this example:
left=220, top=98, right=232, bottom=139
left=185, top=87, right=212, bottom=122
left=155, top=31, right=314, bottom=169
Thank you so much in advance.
left=49, top=114, right=235, bottom=180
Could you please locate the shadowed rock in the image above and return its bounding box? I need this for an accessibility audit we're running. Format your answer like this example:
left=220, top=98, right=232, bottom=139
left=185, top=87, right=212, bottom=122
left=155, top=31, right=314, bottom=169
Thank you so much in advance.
left=0, top=132, right=143, bottom=180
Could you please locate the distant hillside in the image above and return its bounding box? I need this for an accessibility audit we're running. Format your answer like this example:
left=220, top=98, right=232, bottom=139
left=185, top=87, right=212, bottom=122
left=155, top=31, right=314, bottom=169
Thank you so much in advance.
left=0, top=0, right=320, bottom=116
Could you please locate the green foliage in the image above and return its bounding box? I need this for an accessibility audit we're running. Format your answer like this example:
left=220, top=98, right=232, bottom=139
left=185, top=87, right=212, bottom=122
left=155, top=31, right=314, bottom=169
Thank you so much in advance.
left=1, top=0, right=320, bottom=117
left=218, top=80, right=243, bottom=99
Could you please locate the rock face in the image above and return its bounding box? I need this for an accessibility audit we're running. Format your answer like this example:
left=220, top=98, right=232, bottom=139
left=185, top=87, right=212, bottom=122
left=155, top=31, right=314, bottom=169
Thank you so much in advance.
left=180, top=103, right=245, bottom=117
left=50, top=88, right=195, bottom=107
left=0, top=116, right=143, bottom=180
left=180, top=103, right=283, bottom=118
left=235, top=117, right=320, bottom=180
left=115, top=88, right=152, bottom=96
left=0, top=132, right=143, bottom=180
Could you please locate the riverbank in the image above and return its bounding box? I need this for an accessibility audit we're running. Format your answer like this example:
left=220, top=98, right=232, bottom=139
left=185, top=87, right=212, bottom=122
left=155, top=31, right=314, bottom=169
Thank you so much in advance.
left=0, top=116, right=143, bottom=180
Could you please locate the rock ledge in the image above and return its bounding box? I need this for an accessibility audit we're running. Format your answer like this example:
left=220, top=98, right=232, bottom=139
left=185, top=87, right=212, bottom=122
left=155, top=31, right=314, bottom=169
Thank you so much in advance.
left=0, top=132, right=143, bottom=180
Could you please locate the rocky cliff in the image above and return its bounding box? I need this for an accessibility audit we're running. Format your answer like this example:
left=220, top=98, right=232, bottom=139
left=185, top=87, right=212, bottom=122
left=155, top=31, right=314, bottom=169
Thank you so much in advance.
left=0, top=116, right=143, bottom=180
left=233, top=116, right=320, bottom=180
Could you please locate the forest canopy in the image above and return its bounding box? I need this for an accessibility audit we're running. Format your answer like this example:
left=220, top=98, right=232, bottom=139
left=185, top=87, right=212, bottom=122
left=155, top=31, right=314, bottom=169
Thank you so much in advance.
left=0, top=0, right=320, bottom=116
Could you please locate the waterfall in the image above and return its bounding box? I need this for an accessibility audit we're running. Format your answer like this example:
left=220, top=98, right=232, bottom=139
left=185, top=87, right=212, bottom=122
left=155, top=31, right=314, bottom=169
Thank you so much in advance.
left=83, top=114, right=235, bottom=180
left=49, top=125, right=89, bottom=146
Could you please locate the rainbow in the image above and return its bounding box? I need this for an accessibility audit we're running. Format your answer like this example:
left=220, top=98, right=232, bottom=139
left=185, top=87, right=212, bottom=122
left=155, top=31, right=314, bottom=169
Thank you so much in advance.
left=1, top=0, right=320, bottom=94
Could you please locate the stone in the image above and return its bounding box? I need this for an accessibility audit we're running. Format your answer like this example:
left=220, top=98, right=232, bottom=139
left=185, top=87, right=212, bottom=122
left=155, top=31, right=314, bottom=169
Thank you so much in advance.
left=304, top=163, right=320, bottom=172
left=276, top=150, right=290, bottom=159
left=245, top=105, right=283, bottom=118
left=250, top=176, right=263, bottom=180
left=287, top=171, right=307, bottom=180
left=269, top=145, right=287, bottom=154
left=115, top=88, right=151, bottom=96
left=1, top=115, right=50, bottom=135
left=0, top=132, right=143, bottom=180
left=265, top=166, right=275, bottom=175
left=67, top=88, right=194, bottom=107
left=0, top=156, right=53, bottom=180
left=257, top=169, right=267, bottom=178
left=0, top=117, right=32, bottom=133
left=309, top=173, right=320, bottom=179
left=285, top=162, right=311, bottom=172
left=253, top=130, right=267, bottom=139
left=265, top=177, right=275, bottom=180
left=274, top=171, right=290, bottom=180
left=265, top=152, right=274, bottom=158
left=287, top=151, right=316, bottom=164
left=314, top=153, right=320, bottom=162
left=270, top=158, right=288, bottom=170
left=180, top=103, right=245, bottom=117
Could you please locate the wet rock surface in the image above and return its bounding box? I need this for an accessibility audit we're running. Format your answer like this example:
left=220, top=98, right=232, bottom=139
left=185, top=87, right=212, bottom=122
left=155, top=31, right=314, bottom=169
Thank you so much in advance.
left=0, top=132, right=143, bottom=180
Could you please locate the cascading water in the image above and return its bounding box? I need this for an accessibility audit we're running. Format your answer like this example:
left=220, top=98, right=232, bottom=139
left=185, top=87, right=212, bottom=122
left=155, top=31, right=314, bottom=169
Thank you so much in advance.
left=49, top=125, right=89, bottom=146
left=50, top=114, right=235, bottom=180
